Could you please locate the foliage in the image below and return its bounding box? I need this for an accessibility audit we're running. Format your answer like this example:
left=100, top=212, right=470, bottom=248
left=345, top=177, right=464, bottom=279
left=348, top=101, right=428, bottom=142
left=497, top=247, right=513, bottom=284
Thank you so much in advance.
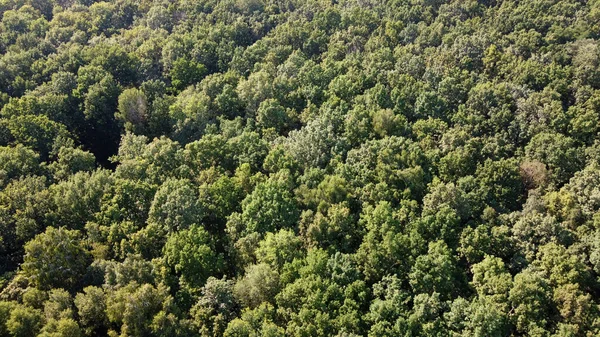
left=21, top=227, right=91, bottom=290
left=1, top=0, right=600, bottom=336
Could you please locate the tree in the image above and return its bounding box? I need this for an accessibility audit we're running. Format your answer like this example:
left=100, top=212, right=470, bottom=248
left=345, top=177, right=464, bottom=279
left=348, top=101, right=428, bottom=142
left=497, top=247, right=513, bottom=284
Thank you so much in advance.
left=552, top=283, right=596, bottom=333
left=475, top=158, right=524, bottom=212
left=459, top=222, right=514, bottom=265
left=296, top=174, right=351, bottom=213
left=50, top=169, right=113, bottom=230
left=446, top=295, right=511, bottom=337
left=2, top=114, right=71, bottom=159
left=106, top=283, right=177, bottom=337
left=223, top=303, right=283, bottom=337
left=191, top=277, right=238, bottom=337
left=6, top=304, right=43, bottom=337
left=74, top=286, right=107, bottom=336
left=169, top=86, right=214, bottom=142
left=80, top=73, right=121, bottom=162
left=183, top=134, right=234, bottom=173
left=510, top=211, right=567, bottom=262
left=0, top=144, right=40, bottom=188
left=453, top=82, right=515, bottom=136
left=234, top=263, right=280, bottom=309
left=86, top=43, right=139, bottom=85
left=509, top=269, right=552, bottom=335
left=340, top=136, right=427, bottom=205
left=524, top=132, right=584, bottom=187
left=565, top=162, right=600, bottom=219
left=403, top=292, right=446, bottom=337
left=170, top=58, right=207, bottom=91
left=114, top=134, right=183, bottom=184
left=227, top=131, right=268, bottom=171
left=263, top=145, right=300, bottom=174
left=372, top=108, right=407, bottom=138
left=367, top=275, right=411, bottom=336
left=299, top=203, right=360, bottom=253
left=100, top=254, right=156, bottom=287
left=356, top=201, right=412, bottom=282
left=284, top=114, right=340, bottom=169
left=255, top=229, right=304, bottom=271
left=116, top=88, right=148, bottom=134
left=237, top=70, right=273, bottom=116
left=38, top=318, right=83, bottom=337
left=21, top=227, right=91, bottom=290
left=573, top=40, right=600, bottom=89
left=97, top=178, right=156, bottom=228
left=533, top=242, right=590, bottom=288
left=44, top=288, right=75, bottom=321
left=0, top=301, right=15, bottom=336
left=256, top=98, right=289, bottom=133
left=146, top=5, right=172, bottom=31
left=471, top=256, right=513, bottom=302
left=163, top=225, right=224, bottom=288
left=409, top=240, right=461, bottom=300
left=48, top=146, right=95, bottom=181
left=240, top=173, right=299, bottom=235
left=198, top=174, right=245, bottom=227
left=0, top=175, right=51, bottom=273
left=147, top=178, right=202, bottom=232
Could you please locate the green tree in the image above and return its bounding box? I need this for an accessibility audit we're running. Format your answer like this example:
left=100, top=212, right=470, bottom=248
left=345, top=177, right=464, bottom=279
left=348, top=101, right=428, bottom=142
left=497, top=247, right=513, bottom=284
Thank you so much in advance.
left=6, top=304, right=43, bottom=337
left=509, top=269, right=552, bottom=335
left=38, top=318, right=82, bottom=337
left=116, top=88, right=148, bottom=134
left=299, top=203, right=360, bottom=253
left=74, top=286, right=107, bottom=336
left=168, top=86, right=214, bottom=142
left=475, top=158, right=524, bottom=212
left=114, top=134, right=183, bottom=184
left=198, top=174, right=245, bottom=227
left=256, top=98, right=290, bottom=133
left=240, top=173, right=299, bottom=235
left=147, top=178, right=202, bottom=232
left=255, top=229, right=304, bottom=271
left=340, top=136, right=427, bottom=205
left=409, top=240, right=461, bottom=299
left=44, top=289, right=75, bottom=321
left=0, top=301, right=15, bottom=336
left=356, top=201, right=413, bottom=282
left=183, top=134, right=234, bottom=173
left=170, top=58, right=207, bottom=91
left=223, top=303, right=283, bottom=337
left=0, top=175, right=50, bottom=272
left=21, top=227, right=91, bottom=290
left=0, top=144, right=39, bottom=188
left=471, top=256, right=513, bottom=300
left=50, top=169, right=113, bottom=230
left=97, top=178, right=156, bottom=228
left=48, top=146, right=95, bottom=181
left=80, top=73, right=121, bottom=161
left=2, top=114, right=71, bottom=159
left=234, top=263, right=280, bottom=309
left=163, top=224, right=224, bottom=288
left=284, top=115, right=340, bottom=169
left=524, top=132, right=584, bottom=186
left=191, top=277, right=238, bottom=337
left=106, top=283, right=177, bottom=337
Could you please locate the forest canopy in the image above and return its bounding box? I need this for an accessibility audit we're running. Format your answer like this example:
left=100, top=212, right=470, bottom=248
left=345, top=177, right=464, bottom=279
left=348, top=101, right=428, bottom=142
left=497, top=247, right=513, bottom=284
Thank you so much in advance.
left=1, top=0, right=600, bottom=336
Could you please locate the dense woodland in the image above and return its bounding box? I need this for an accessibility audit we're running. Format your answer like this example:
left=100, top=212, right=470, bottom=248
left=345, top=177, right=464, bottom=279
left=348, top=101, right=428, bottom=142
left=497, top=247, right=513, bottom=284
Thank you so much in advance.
left=2, top=0, right=600, bottom=336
